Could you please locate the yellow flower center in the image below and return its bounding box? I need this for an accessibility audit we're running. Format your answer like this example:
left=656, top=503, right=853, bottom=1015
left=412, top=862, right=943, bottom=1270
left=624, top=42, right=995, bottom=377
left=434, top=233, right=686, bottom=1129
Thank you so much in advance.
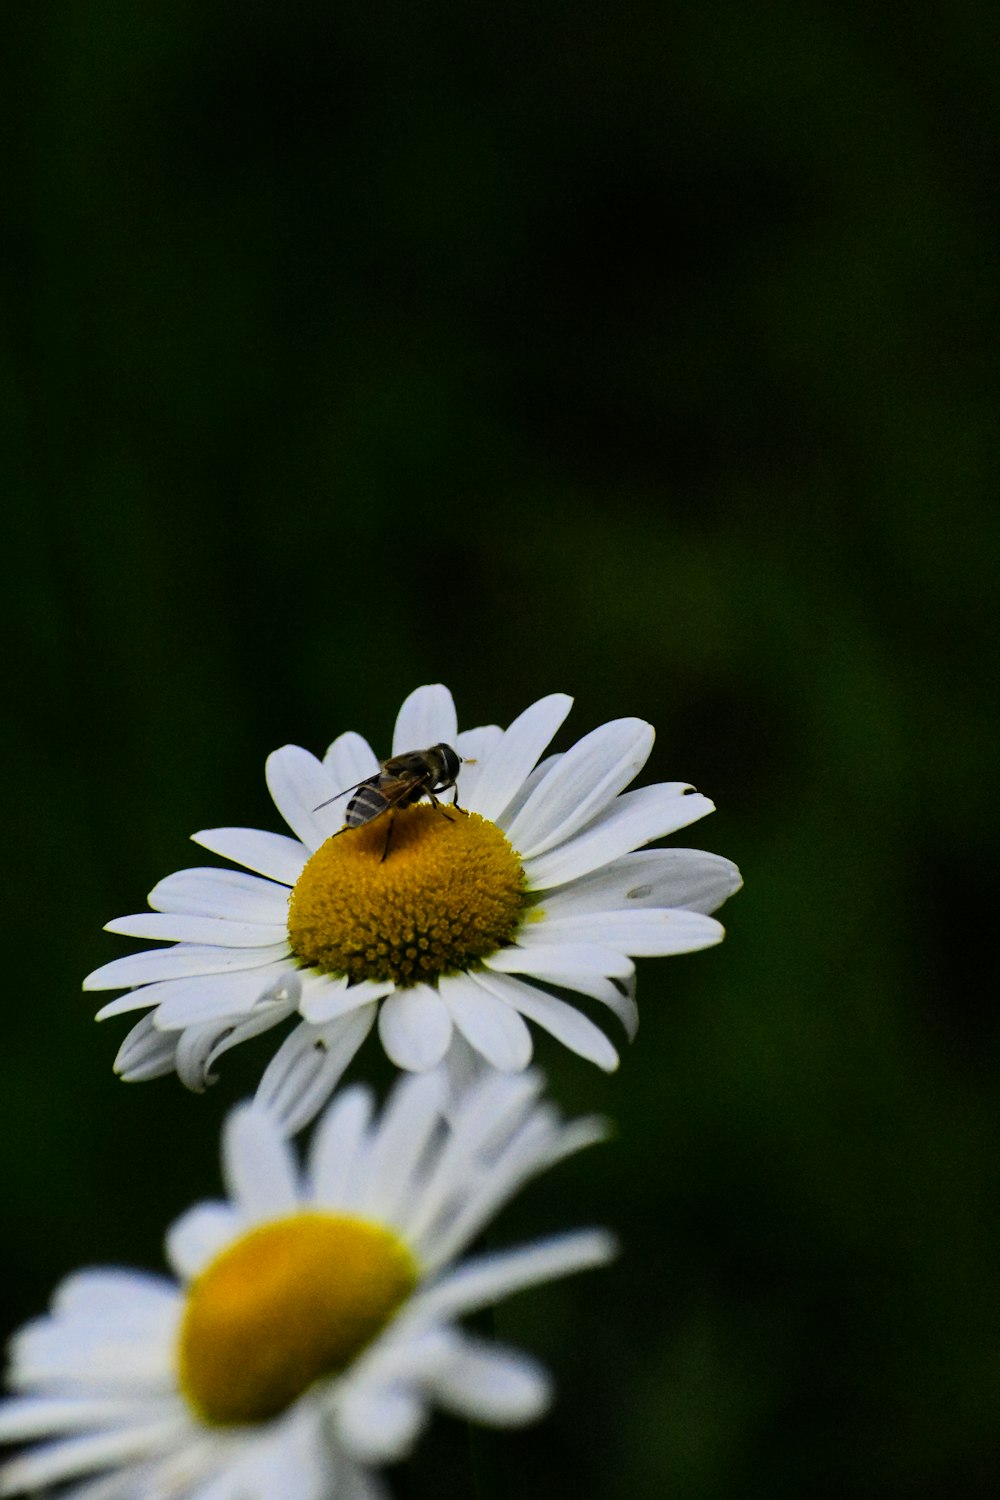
left=178, top=1213, right=418, bottom=1426
left=287, top=807, right=526, bottom=986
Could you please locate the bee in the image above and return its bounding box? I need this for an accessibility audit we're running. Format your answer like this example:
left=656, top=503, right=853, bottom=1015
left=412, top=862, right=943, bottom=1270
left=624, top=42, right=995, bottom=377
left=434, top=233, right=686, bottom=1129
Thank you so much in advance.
left=315, top=743, right=466, bottom=861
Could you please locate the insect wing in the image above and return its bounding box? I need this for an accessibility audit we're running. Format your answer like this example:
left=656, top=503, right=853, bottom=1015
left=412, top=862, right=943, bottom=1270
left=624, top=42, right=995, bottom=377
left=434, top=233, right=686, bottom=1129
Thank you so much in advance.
left=313, top=771, right=381, bottom=814
left=374, top=770, right=429, bottom=811
left=344, top=770, right=427, bottom=827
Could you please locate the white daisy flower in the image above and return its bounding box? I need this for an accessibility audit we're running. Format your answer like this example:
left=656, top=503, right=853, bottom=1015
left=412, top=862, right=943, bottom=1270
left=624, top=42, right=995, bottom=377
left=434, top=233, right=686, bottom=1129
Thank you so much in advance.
left=0, top=1072, right=614, bottom=1500
left=85, top=685, right=741, bottom=1132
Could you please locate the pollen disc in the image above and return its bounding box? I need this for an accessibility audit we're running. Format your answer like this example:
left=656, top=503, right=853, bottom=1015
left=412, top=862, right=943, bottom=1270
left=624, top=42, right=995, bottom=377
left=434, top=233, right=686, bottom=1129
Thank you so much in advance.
left=179, top=1214, right=418, bottom=1425
left=287, top=807, right=526, bottom=986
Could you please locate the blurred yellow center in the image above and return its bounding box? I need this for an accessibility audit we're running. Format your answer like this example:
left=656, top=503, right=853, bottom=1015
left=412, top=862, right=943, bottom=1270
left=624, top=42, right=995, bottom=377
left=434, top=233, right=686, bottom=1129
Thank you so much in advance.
left=178, top=1213, right=418, bottom=1426
left=287, top=807, right=526, bottom=986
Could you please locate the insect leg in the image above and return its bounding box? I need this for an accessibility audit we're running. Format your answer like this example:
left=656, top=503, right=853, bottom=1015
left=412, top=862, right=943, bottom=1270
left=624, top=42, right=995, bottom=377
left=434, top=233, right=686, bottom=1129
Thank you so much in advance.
left=379, top=810, right=397, bottom=863
left=427, top=793, right=456, bottom=822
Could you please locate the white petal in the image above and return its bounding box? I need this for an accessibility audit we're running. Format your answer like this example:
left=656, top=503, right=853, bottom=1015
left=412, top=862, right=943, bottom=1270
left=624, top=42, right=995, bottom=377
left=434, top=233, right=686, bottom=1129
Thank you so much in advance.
left=173, top=999, right=295, bottom=1092
left=188, top=1417, right=325, bottom=1500
left=254, top=1007, right=377, bottom=1136
left=468, top=694, right=573, bottom=822
left=524, top=783, right=716, bottom=889
left=415, top=1103, right=608, bottom=1273
left=378, top=987, right=453, bottom=1072
left=336, top=1382, right=427, bottom=1465
left=222, top=1103, right=300, bottom=1219
left=0, top=1396, right=168, bottom=1440
left=511, top=969, right=638, bottom=1041
left=540, top=847, right=743, bottom=917
left=453, top=724, right=502, bottom=804
left=100, top=967, right=293, bottom=1026
left=95, top=989, right=162, bottom=1020
left=84, top=941, right=290, bottom=991
left=165, top=1203, right=238, bottom=1280
left=298, top=973, right=395, bottom=1025
left=322, top=731, right=380, bottom=793
left=420, top=1033, right=493, bottom=1121
left=105, top=913, right=289, bottom=946
left=10, top=1326, right=171, bottom=1392
left=307, top=1084, right=374, bottom=1206
left=265, top=744, right=345, bottom=851
left=53, top=1269, right=177, bottom=1320
left=357, top=1071, right=448, bottom=1221
left=475, top=971, right=619, bottom=1071
left=505, top=717, right=654, bottom=857
left=0, top=1419, right=187, bottom=1493
left=415, top=1230, right=617, bottom=1324
left=191, top=826, right=308, bottom=886
left=531, top=908, right=724, bottom=955
left=112, top=1016, right=178, bottom=1081
left=432, top=1336, right=550, bottom=1425
left=442, top=972, right=533, bottom=1072
left=148, top=868, right=290, bottom=923
left=486, top=942, right=634, bottom=980
left=494, top=753, right=562, bottom=826
left=150, top=965, right=294, bottom=1029
left=392, top=684, right=458, bottom=755
left=399, top=1074, right=546, bottom=1254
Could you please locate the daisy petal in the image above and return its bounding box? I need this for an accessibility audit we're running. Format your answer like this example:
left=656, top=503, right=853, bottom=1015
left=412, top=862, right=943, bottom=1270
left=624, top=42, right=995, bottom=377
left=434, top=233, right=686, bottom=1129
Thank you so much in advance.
left=403, top=1075, right=545, bottom=1254
left=337, top=1383, right=426, bottom=1466
left=528, top=908, right=724, bottom=955
left=265, top=745, right=344, bottom=852
left=190, top=827, right=308, bottom=886
left=358, top=1072, right=448, bottom=1220
left=0, top=1420, right=188, bottom=1493
left=443, top=973, right=534, bottom=1072
left=378, top=987, right=453, bottom=1072
left=113, top=1016, right=178, bottom=1081
left=105, top=913, right=289, bottom=947
left=307, top=1085, right=374, bottom=1206
left=165, top=1204, right=238, bottom=1281
left=453, top=725, right=502, bottom=805
left=323, top=732, right=380, bottom=793
left=524, top=783, right=716, bottom=889
left=254, top=1008, right=377, bottom=1136
left=0, top=1397, right=167, bottom=1441
left=148, top=869, right=290, bottom=923
left=432, top=1336, right=550, bottom=1425
left=52, top=1269, right=177, bottom=1320
left=469, top=694, right=573, bottom=822
left=486, top=943, right=634, bottom=980
left=392, top=684, right=458, bottom=756
left=515, top=970, right=638, bottom=1041
left=84, top=942, right=290, bottom=991
left=505, top=717, right=654, bottom=857
left=494, top=753, right=561, bottom=826
left=150, top=966, right=295, bottom=1030
left=416, top=1230, right=617, bottom=1323
left=422, top=1033, right=494, bottom=1118
left=298, top=973, right=395, bottom=1025
left=476, top=971, right=620, bottom=1071
left=173, top=1000, right=296, bottom=1093
left=540, top=847, right=743, bottom=918
left=223, top=1104, right=300, bottom=1219
left=97, top=969, right=290, bottom=1026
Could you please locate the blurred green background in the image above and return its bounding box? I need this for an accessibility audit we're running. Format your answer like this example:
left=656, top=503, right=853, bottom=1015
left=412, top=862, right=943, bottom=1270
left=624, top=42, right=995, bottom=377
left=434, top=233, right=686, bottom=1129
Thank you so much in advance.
left=3, top=2, right=999, bottom=1495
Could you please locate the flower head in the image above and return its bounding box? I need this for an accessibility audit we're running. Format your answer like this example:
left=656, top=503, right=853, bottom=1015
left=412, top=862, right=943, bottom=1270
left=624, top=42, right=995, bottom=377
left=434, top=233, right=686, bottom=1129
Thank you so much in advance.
left=86, top=686, right=741, bottom=1131
left=0, top=1072, right=613, bottom=1499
